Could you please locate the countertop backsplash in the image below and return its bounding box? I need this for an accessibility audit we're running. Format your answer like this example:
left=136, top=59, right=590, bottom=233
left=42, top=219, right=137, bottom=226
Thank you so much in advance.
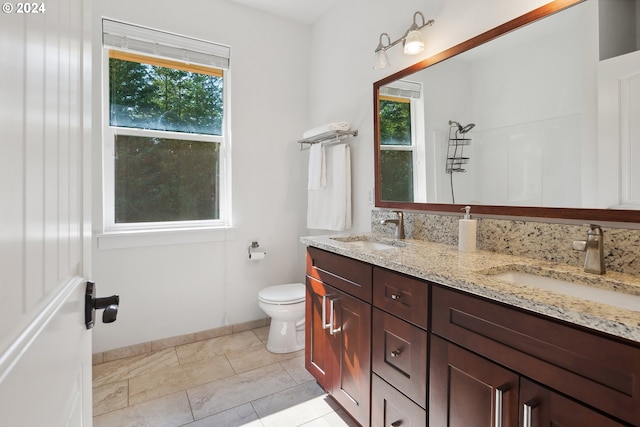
left=371, top=210, right=640, bottom=276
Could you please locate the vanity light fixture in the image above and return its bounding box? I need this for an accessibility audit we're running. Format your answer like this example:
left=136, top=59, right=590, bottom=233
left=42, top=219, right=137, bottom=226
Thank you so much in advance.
left=374, top=11, right=434, bottom=70
left=374, top=33, right=391, bottom=69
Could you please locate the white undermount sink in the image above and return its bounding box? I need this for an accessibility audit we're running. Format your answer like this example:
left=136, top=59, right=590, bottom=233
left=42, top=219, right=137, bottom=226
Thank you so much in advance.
left=491, top=270, right=640, bottom=312
left=329, top=235, right=406, bottom=251
left=346, top=240, right=397, bottom=250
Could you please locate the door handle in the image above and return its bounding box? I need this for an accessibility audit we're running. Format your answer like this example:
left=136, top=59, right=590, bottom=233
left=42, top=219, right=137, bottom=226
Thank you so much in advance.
left=494, top=385, right=509, bottom=427
left=85, top=281, right=120, bottom=329
left=329, top=298, right=341, bottom=335
left=322, top=295, right=331, bottom=330
left=522, top=399, right=537, bottom=427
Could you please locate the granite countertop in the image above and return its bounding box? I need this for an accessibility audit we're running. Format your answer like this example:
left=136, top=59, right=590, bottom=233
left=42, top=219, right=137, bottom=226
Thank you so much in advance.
left=300, top=233, right=640, bottom=344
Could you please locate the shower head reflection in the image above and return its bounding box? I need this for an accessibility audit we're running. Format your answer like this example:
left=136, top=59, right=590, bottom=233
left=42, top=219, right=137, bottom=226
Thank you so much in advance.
left=448, top=120, right=475, bottom=134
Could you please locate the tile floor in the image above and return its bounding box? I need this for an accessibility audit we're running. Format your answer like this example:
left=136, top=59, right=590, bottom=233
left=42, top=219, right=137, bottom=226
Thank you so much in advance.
left=92, top=326, right=358, bottom=427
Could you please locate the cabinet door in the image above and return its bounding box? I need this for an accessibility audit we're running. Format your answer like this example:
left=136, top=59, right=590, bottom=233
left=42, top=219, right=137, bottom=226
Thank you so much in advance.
left=519, top=379, right=627, bottom=427
left=430, top=335, right=519, bottom=427
left=330, top=287, right=372, bottom=427
left=306, top=276, right=371, bottom=426
left=305, top=276, right=334, bottom=392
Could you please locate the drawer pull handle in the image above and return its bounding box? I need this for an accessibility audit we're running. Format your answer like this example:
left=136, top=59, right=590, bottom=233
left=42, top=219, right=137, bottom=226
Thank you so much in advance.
left=523, top=400, right=537, bottom=427
left=390, top=349, right=401, bottom=358
left=391, top=421, right=402, bottom=427
left=494, top=385, right=509, bottom=427
left=390, top=293, right=402, bottom=300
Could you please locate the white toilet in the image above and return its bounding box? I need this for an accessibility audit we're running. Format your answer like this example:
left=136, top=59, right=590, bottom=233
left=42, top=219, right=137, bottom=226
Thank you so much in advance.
left=258, top=283, right=306, bottom=353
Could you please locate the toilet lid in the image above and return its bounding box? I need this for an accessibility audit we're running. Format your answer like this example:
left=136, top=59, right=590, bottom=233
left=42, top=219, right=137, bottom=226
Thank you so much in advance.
left=258, top=283, right=305, bottom=304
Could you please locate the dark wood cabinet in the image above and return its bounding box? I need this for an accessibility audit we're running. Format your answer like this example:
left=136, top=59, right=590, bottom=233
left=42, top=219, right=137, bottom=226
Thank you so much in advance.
left=430, top=334, right=629, bottom=427
left=304, top=246, right=640, bottom=427
left=305, top=249, right=371, bottom=427
left=431, top=285, right=640, bottom=426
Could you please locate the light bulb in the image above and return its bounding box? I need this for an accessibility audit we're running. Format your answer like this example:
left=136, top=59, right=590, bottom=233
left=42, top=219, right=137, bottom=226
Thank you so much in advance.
left=403, top=29, right=424, bottom=55
left=373, top=49, right=390, bottom=70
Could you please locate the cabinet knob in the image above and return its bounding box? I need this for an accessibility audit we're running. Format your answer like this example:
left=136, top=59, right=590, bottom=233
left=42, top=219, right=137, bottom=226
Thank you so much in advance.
left=390, top=349, right=401, bottom=358
left=391, top=421, right=402, bottom=427
left=390, top=293, right=402, bottom=300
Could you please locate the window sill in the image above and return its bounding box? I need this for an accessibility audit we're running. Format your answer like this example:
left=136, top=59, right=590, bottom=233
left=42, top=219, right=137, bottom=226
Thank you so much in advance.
left=97, top=226, right=236, bottom=250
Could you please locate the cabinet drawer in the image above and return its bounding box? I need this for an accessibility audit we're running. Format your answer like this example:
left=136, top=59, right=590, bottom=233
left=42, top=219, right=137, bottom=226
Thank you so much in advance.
left=306, top=247, right=372, bottom=302
left=371, top=374, right=426, bottom=427
left=373, top=267, right=428, bottom=329
left=431, top=285, right=640, bottom=425
left=372, top=308, right=427, bottom=407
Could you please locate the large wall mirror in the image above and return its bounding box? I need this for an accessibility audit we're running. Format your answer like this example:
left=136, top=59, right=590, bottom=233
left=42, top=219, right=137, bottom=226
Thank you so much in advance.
left=374, top=0, right=640, bottom=223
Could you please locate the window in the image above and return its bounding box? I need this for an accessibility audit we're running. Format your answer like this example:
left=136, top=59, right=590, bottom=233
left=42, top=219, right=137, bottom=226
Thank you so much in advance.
left=102, top=20, right=231, bottom=232
left=380, top=95, right=414, bottom=202
left=379, top=80, right=426, bottom=203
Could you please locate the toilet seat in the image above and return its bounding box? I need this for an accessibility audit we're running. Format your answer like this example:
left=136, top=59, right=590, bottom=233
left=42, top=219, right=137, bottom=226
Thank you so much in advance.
left=258, top=283, right=305, bottom=305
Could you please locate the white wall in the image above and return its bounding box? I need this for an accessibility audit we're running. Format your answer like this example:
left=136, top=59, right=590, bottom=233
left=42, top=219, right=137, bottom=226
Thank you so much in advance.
left=91, top=0, right=311, bottom=352
left=467, top=6, right=586, bottom=207
left=92, top=0, right=571, bottom=352
left=309, top=0, right=562, bottom=231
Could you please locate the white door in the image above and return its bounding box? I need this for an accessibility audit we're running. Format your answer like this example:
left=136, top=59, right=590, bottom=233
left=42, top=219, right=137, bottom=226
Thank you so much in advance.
left=0, top=0, right=94, bottom=425
left=598, top=50, right=640, bottom=209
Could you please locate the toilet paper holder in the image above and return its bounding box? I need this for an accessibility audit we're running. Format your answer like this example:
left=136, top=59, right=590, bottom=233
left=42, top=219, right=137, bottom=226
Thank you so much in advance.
left=248, top=241, right=267, bottom=260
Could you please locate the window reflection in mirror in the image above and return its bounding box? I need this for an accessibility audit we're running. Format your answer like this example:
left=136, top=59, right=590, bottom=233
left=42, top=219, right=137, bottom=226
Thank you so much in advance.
left=380, top=95, right=413, bottom=202
left=379, top=80, right=426, bottom=202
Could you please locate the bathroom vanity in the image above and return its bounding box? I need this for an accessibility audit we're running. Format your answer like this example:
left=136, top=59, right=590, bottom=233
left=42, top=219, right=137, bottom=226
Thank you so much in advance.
left=337, top=0, right=640, bottom=424
left=302, top=235, right=640, bottom=427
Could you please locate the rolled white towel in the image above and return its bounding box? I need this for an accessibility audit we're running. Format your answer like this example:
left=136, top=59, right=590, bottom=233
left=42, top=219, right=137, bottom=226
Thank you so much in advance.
left=303, top=121, right=351, bottom=139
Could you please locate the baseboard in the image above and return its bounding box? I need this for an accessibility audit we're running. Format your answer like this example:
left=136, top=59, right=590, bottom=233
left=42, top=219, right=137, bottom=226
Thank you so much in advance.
left=92, top=317, right=270, bottom=365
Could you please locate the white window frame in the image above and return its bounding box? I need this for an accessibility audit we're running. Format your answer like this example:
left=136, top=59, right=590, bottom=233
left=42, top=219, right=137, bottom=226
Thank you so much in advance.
left=379, top=80, right=427, bottom=202
left=101, top=22, right=232, bottom=234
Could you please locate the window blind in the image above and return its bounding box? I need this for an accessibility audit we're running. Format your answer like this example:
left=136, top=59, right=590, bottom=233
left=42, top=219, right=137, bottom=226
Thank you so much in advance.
left=380, top=80, right=422, bottom=99
left=103, top=19, right=230, bottom=70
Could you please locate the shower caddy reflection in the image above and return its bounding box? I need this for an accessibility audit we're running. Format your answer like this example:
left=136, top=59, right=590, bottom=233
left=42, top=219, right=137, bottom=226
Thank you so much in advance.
left=446, top=120, right=475, bottom=203
left=446, top=120, right=474, bottom=173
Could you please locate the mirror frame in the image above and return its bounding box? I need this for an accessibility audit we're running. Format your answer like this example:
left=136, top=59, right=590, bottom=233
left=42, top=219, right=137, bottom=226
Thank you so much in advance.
left=374, top=0, right=640, bottom=224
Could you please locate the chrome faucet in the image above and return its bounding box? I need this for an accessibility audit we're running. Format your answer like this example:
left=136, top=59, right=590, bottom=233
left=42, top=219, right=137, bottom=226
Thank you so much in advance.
left=572, top=224, right=605, bottom=274
left=381, top=210, right=405, bottom=239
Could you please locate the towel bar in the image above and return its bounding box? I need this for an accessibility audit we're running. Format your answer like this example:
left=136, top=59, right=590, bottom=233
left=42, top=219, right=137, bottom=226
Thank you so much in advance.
left=298, top=129, right=358, bottom=151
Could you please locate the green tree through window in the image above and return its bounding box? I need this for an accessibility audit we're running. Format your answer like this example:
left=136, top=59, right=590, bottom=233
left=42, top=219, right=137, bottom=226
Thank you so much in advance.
left=109, top=56, right=223, bottom=135
left=379, top=97, right=414, bottom=202
left=109, top=52, right=224, bottom=224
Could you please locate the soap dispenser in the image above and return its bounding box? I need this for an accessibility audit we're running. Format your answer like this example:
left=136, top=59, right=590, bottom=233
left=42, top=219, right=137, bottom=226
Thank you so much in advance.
left=458, top=206, right=477, bottom=252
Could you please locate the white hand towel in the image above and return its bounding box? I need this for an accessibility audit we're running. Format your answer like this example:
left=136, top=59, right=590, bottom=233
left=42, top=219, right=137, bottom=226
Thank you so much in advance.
left=307, top=143, right=351, bottom=231
left=303, top=121, right=351, bottom=139
left=307, top=143, right=326, bottom=190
